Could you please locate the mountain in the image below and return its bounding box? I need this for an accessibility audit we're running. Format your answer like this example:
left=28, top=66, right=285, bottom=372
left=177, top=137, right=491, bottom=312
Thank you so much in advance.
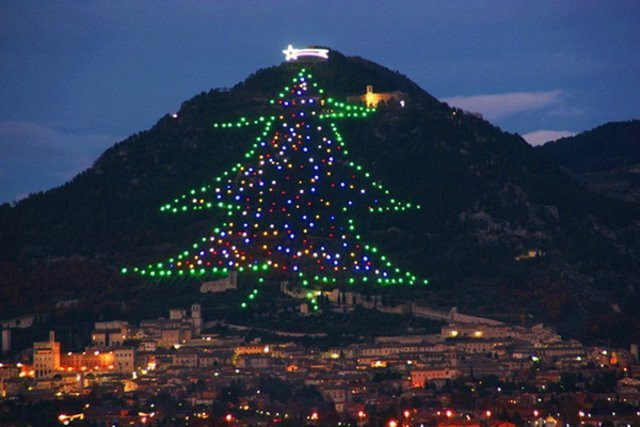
left=538, top=120, right=640, bottom=202
left=1, top=49, right=639, bottom=345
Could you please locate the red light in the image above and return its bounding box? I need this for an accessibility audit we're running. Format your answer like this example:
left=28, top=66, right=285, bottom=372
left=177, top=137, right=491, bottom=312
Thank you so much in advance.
left=357, top=410, right=366, bottom=419
left=225, top=413, right=233, bottom=422
left=446, top=409, right=453, bottom=418
left=485, top=410, right=492, bottom=418
left=387, top=420, right=398, bottom=427
left=403, top=410, right=411, bottom=418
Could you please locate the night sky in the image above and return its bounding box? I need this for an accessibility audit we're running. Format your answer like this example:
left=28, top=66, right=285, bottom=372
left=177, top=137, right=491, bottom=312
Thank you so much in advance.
left=1, top=1, right=639, bottom=203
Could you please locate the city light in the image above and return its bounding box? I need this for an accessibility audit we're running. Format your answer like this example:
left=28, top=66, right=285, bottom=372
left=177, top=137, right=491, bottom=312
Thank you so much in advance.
left=58, top=413, right=84, bottom=425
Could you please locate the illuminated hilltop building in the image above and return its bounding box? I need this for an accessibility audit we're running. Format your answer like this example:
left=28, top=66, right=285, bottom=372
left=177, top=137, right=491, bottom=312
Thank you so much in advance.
left=347, top=85, right=409, bottom=108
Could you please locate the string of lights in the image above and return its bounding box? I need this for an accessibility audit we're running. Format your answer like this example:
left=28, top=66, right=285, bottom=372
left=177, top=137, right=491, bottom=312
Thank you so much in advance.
left=123, top=68, right=428, bottom=308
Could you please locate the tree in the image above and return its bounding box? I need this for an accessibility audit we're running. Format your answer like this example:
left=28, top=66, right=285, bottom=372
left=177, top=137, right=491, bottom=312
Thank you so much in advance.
left=125, top=67, right=426, bottom=308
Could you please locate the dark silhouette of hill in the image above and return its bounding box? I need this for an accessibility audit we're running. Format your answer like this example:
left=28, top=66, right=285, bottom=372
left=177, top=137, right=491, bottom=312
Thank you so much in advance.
left=538, top=120, right=640, bottom=202
left=1, top=50, right=639, bottom=345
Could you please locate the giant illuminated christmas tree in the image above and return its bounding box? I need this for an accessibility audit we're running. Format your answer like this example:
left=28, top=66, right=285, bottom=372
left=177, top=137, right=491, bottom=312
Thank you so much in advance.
left=124, top=57, right=427, bottom=308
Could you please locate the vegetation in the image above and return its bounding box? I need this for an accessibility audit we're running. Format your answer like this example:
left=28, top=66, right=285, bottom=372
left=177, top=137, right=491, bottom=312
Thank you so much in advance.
left=539, top=119, right=640, bottom=202
left=1, top=51, right=639, bottom=345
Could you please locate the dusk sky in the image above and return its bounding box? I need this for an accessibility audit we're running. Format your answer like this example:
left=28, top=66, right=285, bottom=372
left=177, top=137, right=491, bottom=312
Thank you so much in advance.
left=1, top=1, right=639, bottom=203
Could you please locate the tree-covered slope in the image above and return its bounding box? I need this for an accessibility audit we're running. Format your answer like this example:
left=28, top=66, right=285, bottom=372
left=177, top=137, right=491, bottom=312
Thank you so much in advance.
left=538, top=120, right=640, bottom=202
left=1, top=50, right=639, bottom=344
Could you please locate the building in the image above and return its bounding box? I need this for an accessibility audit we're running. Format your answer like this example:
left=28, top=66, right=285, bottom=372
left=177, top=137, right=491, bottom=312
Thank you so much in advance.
left=159, top=328, right=191, bottom=349
left=410, top=368, right=459, bottom=388
left=236, top=354, right=272, bottom=369
left=61, top=348, right=114, bottom=372
left=191, top=304, right=202, bottom=336
left=139, top=306, right=200, bottom=348
left=346, top=85, right=408, bottom=108
left=173, top=349, right=199, bottom=368
left=113, top=348, right=135, bottom=374
left=138, top=339, right=157, bottom=353
left=1, top=329, right=10, bottom=354
left=169, top=309, right=187, bottom=320
left=91, top=320, right=129, bottom=348
left=320, top=385, right=352, bottom=413
left=33, top=331, right=61, bottom=378
left=200, top=271, right=237, bottom=293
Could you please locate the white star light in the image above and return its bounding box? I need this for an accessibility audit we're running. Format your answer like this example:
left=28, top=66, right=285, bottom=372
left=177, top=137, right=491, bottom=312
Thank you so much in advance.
left=282, top=45, right=297, bottom=61
left=282, top=45, right=329, bottom=61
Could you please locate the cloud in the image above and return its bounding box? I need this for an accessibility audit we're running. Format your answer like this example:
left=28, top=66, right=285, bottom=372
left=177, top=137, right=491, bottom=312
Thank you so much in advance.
left=0, top=121, right=119, bottom=203
left=521, top=129, right=576, bottom=146
left=442, top=90, right=565, bottom=120
left=546, top=105, right=584, bottom=118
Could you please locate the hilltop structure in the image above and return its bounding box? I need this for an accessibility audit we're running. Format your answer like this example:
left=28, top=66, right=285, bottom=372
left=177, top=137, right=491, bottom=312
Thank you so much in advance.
left=347, top=85, right=409, bottom=108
